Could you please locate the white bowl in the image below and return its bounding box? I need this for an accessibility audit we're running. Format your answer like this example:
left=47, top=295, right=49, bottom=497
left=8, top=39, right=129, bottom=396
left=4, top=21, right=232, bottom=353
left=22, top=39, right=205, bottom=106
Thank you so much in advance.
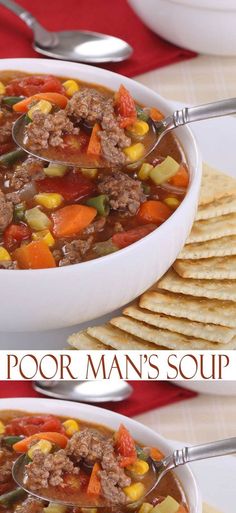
left=128, top=0, right=236, bottom=56
left=0, top=58, right=201, bottom=332
left=0, top=397, right=202, bottom=513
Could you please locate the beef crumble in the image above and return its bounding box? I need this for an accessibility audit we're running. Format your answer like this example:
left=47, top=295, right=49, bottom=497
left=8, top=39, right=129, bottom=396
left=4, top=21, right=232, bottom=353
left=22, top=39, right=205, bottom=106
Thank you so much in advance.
left=53, top=236, right=93, bottom=267
left=27, top=110, right=79, bottom=152
left=98, top=171, right=145, bottom=215
left=0, top=190, right=13, bottom=231
left=26, top=449, right=79, bottom=490
left=9, top=157, right=45, bottom=190
left=15, top=497, right=45, bottom=513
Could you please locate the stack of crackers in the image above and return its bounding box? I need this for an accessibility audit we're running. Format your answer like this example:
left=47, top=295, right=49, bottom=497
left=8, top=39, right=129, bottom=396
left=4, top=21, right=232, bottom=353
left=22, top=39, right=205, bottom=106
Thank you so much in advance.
left=68, top=164, right=236, bottom=351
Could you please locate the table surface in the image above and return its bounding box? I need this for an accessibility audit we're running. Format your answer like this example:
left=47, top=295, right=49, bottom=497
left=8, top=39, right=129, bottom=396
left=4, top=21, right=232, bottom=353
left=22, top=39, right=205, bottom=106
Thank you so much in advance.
left=134, top=54, right=236, bottom=442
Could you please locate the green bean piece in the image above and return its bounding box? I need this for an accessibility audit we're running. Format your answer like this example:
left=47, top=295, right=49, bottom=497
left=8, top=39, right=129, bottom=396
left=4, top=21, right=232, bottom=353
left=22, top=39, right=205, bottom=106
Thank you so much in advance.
left=86, top=195, right=110, bottom=216
left=0, top=488, right=27, bottom=506
left=13, top=202, right=26, bottom=222
left=136, top=105, right=149, bottom=122
left=142, top=183, right=151, bottom=195
left=0, top=148, right=25, bottom=166
left=2, top=96, right=25, bottom=106
left=136, top=446, right=149, bottom=461
left=93, top=239, right=118, bottom=257
left=3, top=435, right=23, bottom=447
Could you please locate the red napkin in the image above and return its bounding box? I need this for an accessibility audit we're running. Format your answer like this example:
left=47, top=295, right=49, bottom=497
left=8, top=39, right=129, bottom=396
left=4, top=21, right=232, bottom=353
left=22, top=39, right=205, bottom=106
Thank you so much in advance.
left=0, top=381, right=196, bottom=417
left=0, top=0, right=196, bottom=77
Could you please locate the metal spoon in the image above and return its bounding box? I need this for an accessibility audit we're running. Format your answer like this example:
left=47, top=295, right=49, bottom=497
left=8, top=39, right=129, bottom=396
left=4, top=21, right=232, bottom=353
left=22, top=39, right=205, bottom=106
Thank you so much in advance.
left=12, top=436, right=236, bottom=508
left=0, top=0, right=133, bottom=63
left=33, top=380, right=133, bottom=403
left=12, top=97, right=236, bottom=169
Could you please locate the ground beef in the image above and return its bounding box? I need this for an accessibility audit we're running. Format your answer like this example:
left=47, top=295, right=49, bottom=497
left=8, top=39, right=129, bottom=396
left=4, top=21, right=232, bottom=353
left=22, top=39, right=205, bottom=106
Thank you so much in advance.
left=66, top=88, right=107, bottom=123
left=26, top=110, right=79, bottom=151
left=98, top=171, right=145, bottom=215
left=0, top=449, right=15, bottom=483
left=26, top=449, right=79, bottom=490
left=10, top=157, right=45, bottom=190
left=99, top=130, right=130, bottom=166
left=15, top=497, right=45, bottom=513
left=5, top=191, right=21, bottom=204
left=53, top=236, right=93, bottom=266
left=0, top=119, right=12, bottom=144
left=67, top=428, right=106, bottom=464
left=82, top=217, right=106, bottom=235
left=0, top=190, right=13, bottom=232
left=0, top=260, right=18, bottom=269
left=99, top=470, right=128, bottom=504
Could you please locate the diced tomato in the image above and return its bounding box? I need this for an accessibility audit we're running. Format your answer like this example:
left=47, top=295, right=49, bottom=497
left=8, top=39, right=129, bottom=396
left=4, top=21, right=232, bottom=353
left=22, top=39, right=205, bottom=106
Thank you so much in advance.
left=115, top=424, right=137, bottom=467
left=3, top=223, right=31, bottom=250
left=6, top=75, right=65, bottom=97
left=115, top=84, right=137, bottom=128
left=112, top=224, right=156, bottom=249
left=37, top=170, right=96, bottom=202
left=63, top=133, right=90, bottom=152
left=5, top=415, right=65, bottom=437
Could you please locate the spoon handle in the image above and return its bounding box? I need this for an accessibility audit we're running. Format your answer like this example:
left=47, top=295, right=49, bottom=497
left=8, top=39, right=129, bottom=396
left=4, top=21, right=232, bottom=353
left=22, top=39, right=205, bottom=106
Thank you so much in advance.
left=0, top=0, right=57, bottom=47
left=161, top=437, right=236, bottom=474
left=171, top=98, right=236, bottom=128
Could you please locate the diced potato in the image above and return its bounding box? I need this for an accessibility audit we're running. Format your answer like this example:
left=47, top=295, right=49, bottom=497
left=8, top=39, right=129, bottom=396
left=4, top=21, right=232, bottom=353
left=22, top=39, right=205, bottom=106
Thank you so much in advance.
left=32, top=230, right=55, bottom=248
left=152, top=496, right=180, bottom=513
left=124, top=143, right=145, bottom=163
left=63, top=79, right=79, bottom=97
left=81, top=168, right=98, bottom=179
left=138, top=503, right=153, bottom=513
left=28, top=100, right=52, bottom=120
left=128, top=459, right=149, bottom=475
left=0, top=421, right=5, bottom=435
left=164, top=197, right=180, bottom=209
left=0, top=247, right=11, bottom=261
left=138, top=163, right=153, bottom=181
left=28, top=440, right=52, bottom=460
left=149, top=156, right=180, bottom=185
left=35, top=193, right=63, bottom=210
left=123, top=482, right=145, bottom=501
left=62, top=419, right=80, bottom=437
left=44, top=503, right=68, bottom=513
left=25, top=207, right=51, bottom=231
left=44, top=164, right=68, bottom=177
left=128, top=120, right=149, bottom=136
left=0, top=82, right=6, bottom=95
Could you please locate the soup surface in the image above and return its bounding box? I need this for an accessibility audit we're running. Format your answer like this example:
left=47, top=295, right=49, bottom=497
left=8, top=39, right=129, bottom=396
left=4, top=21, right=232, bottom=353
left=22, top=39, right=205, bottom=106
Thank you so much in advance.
left=0, top=71, right=189, bottom=269
left=0, top=410, right=188, bottom=513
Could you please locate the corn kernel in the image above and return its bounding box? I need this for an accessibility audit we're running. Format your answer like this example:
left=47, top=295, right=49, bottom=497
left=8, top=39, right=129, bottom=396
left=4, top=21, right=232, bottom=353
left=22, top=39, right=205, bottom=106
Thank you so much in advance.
left=164, top=197, right=180, bottom=209
left=63, top=419, right=80, bottom=437
left=28, top=100, right=52, bottom=120
left=128, top=120, right=149, bottom=136
left=63, top=79, right=79, bottom=97
left=0, top=82, right=6, bottom=95
left=44, top=165, right=68, bottom=177
left=81, top=168, right=98, bottom=179
left=32, top=230, right=55, bottom=248
left=28, top=439, right=52, bottom=460
left=0, top=421, right=5, bottom=435
left=0, top=247, right=11, bottom=261
left=35, top=193, right=63, bottom=210
left=138, top=503, right=153, bottom=513
left=123, top=482, right=145, bottom=501
left=124, top=143, right=145, bottom=163
left=138, top=163, right=153, bottom=181
left=128, top=459, right=149, bottom=475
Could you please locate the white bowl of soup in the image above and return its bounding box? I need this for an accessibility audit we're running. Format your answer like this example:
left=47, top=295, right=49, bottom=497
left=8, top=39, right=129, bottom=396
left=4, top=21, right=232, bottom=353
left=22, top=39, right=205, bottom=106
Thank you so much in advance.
left=0, top=58, right=201, bottom=332
left=0, top=398, right=202, bottom=513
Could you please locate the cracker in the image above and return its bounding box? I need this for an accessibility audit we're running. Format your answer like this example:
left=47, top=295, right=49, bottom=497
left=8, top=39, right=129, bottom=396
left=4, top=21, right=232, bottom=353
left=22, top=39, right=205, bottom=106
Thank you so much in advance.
left=179, top=235, right=236, bottom=259
left=124, top=305, right=235, bottom=344
left=196, top=195, right=236, bottom=220
left=186, top=213, right=236, bottom=244
left=158, top=268, right=236, bottom=301
left=199, top=164, right=236, bottom=205
left=68, top=330, right=109, bottom=350
left=111, top=316, right=236, bottom=349
left=174, top=256, right=236, bottom=279
left=87, top=324, right=160, bottom=350
left=140, top=289, right=236, bottom=328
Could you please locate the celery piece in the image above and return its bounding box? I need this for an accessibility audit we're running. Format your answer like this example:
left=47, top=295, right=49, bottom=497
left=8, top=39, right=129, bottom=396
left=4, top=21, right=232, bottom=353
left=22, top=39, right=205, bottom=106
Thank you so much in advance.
left=149, top=156, right=180, bottom=185
left=152, top=496, right=180, bottom=513
left=44, top=503, right=68, bottom=513
left=136, top=105, right=149, bottom=122
left=93, top=239, right=118, bottom=257
left=138, top=503, right=153, bottom=513
left=86, top=195, right=109, bottom=216
left=44, top=164, right=67, bottom=177
left=25, top=207, right=51, bottom=231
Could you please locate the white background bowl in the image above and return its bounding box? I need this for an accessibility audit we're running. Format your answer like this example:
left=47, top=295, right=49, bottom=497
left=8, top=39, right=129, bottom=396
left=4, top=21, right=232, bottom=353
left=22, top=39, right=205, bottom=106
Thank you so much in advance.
left=0, top=58, right=201, bottom=332
left=128, top=0, right=236, bottom=56
left=0, top=397, right=202, bottom=513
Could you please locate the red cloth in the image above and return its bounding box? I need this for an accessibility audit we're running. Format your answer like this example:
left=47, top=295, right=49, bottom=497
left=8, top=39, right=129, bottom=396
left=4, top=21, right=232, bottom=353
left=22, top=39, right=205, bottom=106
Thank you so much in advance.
left=0, top=0, right=196, bottom=77
left=0, top=381, right=196, bottom=416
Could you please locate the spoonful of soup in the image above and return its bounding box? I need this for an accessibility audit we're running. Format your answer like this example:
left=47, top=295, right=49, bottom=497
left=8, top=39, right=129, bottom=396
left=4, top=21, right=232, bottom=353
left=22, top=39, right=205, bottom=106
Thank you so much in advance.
left=11, top=87, right=236, bottom=169
left=11, top=423, right=236, bottom=508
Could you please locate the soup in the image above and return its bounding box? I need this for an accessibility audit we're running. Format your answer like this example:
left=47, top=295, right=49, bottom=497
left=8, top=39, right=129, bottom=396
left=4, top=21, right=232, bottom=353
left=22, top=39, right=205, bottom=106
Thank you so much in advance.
left=0, top=72, right=189, bottom=270
left=0, top=410, right=188, bottom=513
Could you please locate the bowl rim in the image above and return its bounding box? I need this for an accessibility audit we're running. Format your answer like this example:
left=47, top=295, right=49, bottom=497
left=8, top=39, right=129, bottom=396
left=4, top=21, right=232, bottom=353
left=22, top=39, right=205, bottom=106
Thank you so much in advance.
left=157, top=0, right=236, bottom=11
left=0, top=58, right=200, bottom=275
left=0, top=397, right=202, bottom=513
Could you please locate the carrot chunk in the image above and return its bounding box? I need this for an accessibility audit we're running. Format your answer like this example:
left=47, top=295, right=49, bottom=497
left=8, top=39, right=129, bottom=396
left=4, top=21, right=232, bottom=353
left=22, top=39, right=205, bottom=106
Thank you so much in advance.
left=13, top=432, right=68, bottom=452
left=138, top=200, right=171, bottom=224
left=13, top=92, right=68, bottom=113
left=87, top=462, right=101, bottom=496
left=14, top=240, right=56, bottom=269
left=150, top=447, right=164, bottom=460
left=52, top=204, right=97, bottom=238
left=169, top=164, right=189, bottom=188
left=87, top=123, right=101, bottom=156
left=150, top=107, right=164, bottom=121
